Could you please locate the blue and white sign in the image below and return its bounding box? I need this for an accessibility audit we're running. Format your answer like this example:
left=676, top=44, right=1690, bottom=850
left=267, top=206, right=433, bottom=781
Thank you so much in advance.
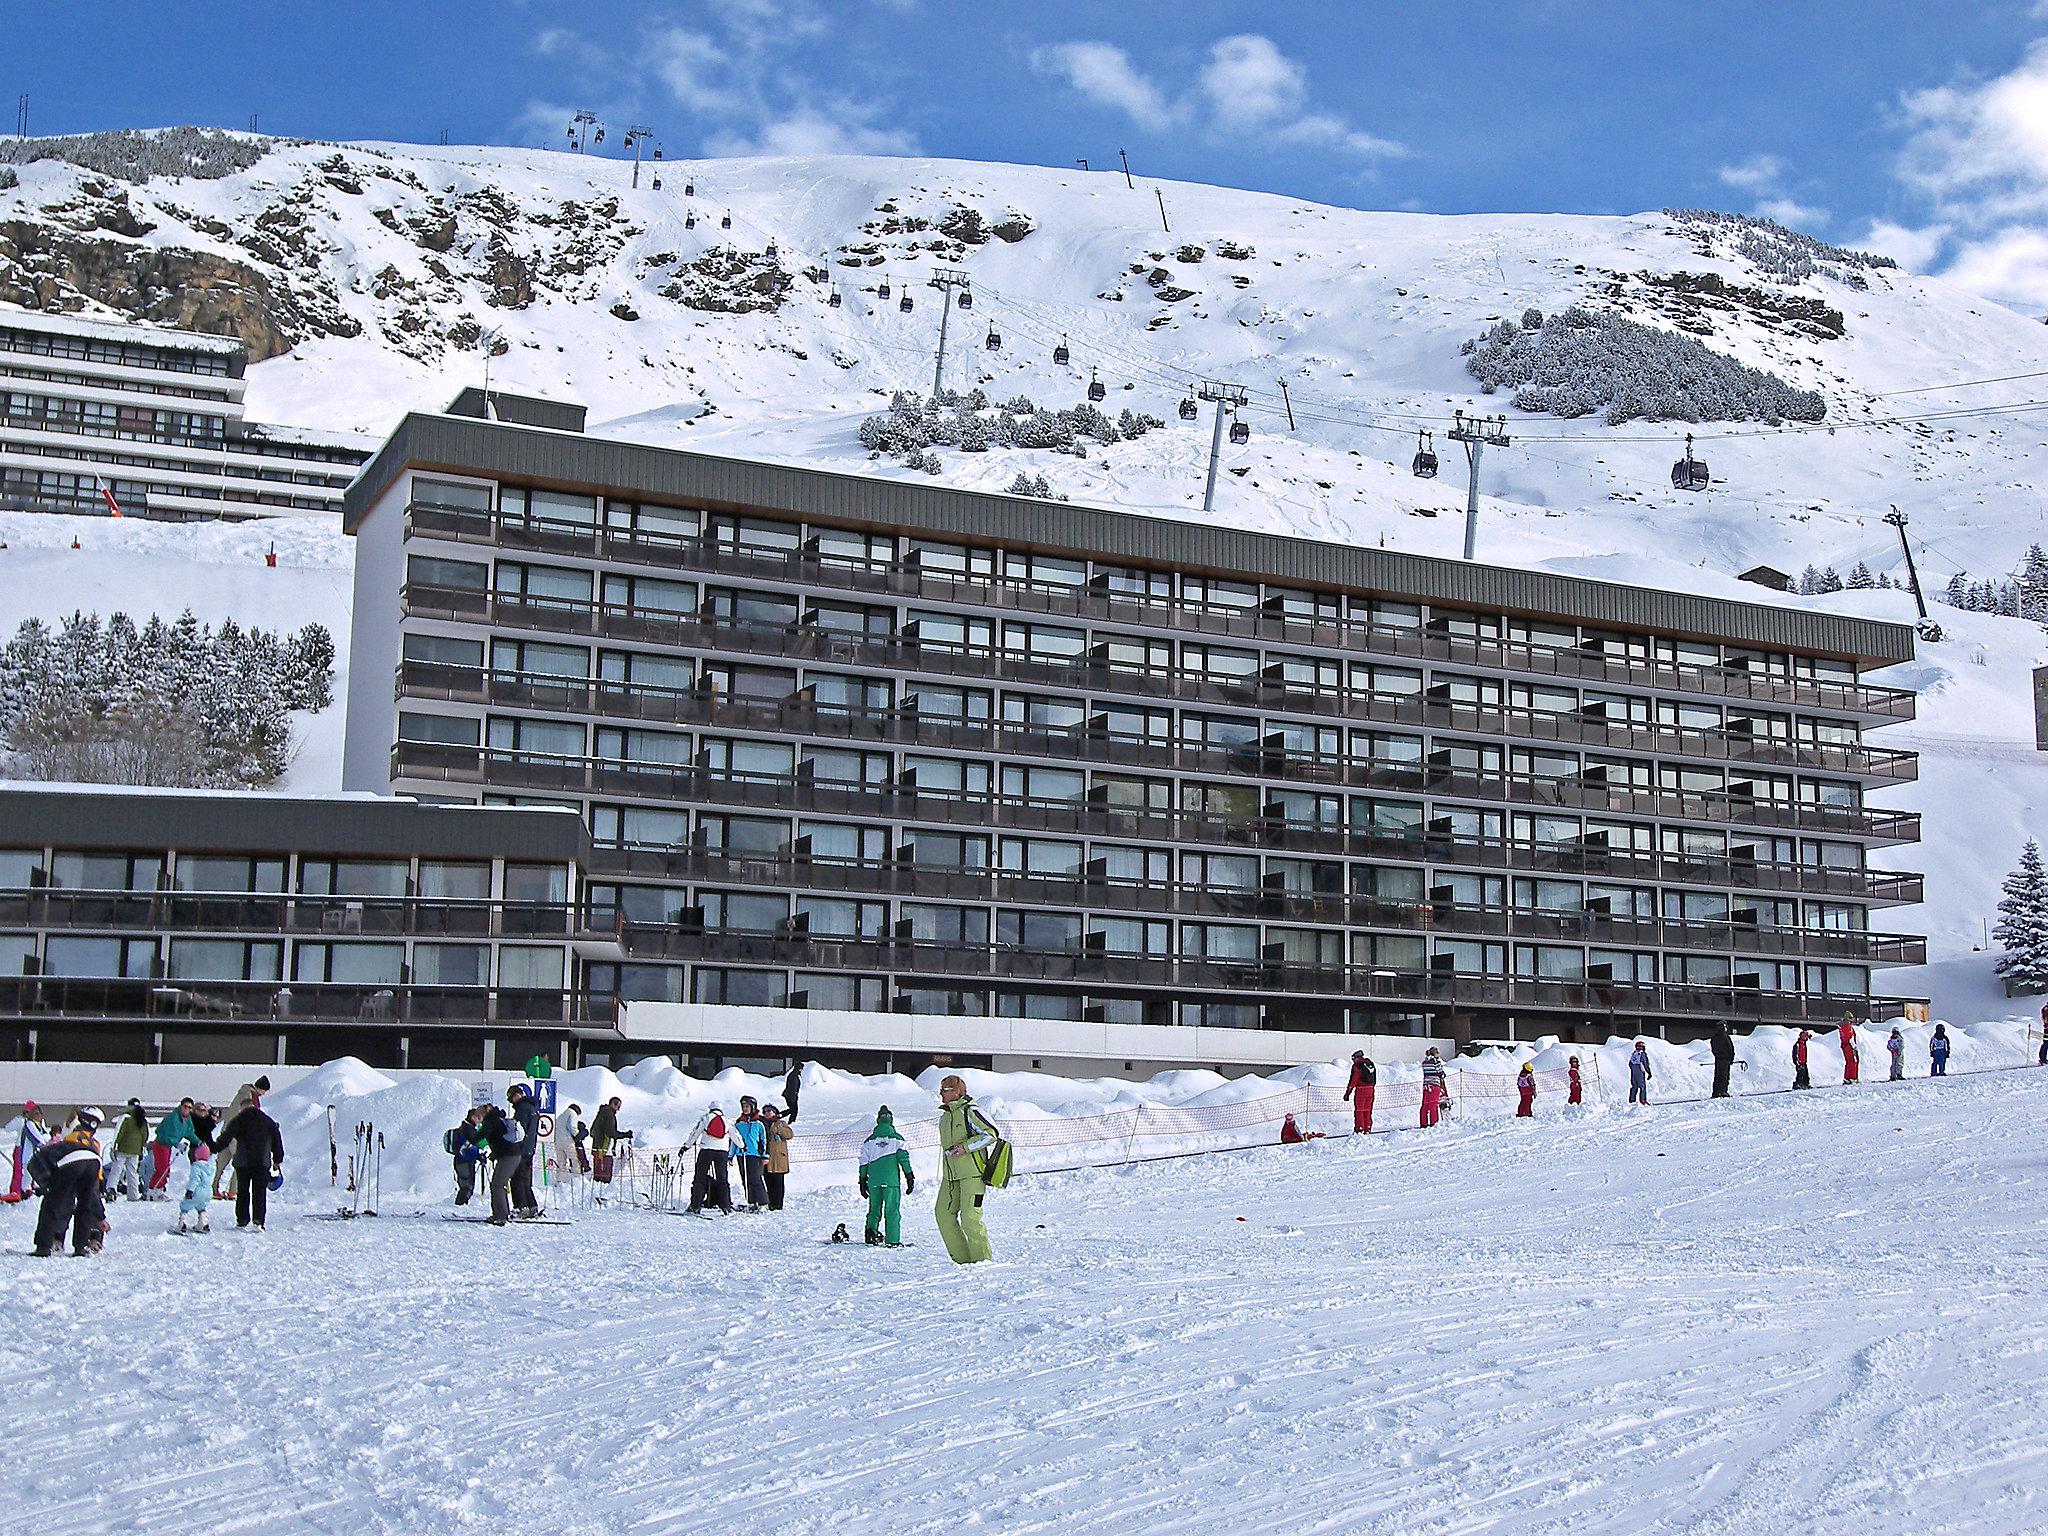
left=529, top=1079, right=558, bottom=1114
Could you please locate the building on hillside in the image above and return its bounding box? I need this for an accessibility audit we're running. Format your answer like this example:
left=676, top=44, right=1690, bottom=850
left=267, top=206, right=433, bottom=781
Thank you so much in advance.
left=0, top=306, right=369, bottom=521
left=327, top=395, right=1928, bottom=1063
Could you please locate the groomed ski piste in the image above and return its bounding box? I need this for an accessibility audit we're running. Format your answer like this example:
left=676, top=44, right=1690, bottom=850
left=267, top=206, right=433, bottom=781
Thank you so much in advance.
left=2, top=1017, right=2042, bottom=1534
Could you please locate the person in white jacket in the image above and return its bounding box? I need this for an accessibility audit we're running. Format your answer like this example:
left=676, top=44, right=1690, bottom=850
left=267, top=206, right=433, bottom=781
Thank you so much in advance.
left=684, top=1104, right=736, bottom=1215
left=8, top=1102, right=50, bottom=1201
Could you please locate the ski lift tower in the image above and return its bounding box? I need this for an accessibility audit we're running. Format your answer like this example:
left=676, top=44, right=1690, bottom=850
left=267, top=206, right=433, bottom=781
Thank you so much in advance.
left=623, top=123, right=656, bottom=188
left=1448, top=410, right=1512, bottom=561
left=926, top=267, right=972, bottom=399
left=1197, top=381, right=1250, bottom=514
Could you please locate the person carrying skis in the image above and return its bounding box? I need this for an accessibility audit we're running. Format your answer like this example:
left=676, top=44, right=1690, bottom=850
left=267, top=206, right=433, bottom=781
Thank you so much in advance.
left=7, top=1100, right=49, bottom=1202
left=149, top=1097, right=195, bottom=1199
left=1419, top=1047, right=1448, bottom=1128
left=1567, top=1056, right=1583, bottom=1106
left=30, top=1107, right=106, bottom=1258
left=763, top=1104, right=793, bottom=1212
left=935, top=1074, right=997, bottom=1265
left=1838, top=1014, right=1861, bottom=1084
left=1888, top=1027, right=1906, bottom=1081
left=733, top=1096, right=769, bottom=1211
left=1628, top=1040, right=1653, bottom=1105
left=857, top=1105, right=915, bottom=1246
left=1516, top=1062, right=1537, bottom=1118
left=685, top=1103, right=734, bottom=1216
left=589, top=1095, right=625, bottom=1183
left=105, top=1099, right=150, bottom=1202
left=1342, top=1050, right=1376, bottom=1134
left=1793, top=1029, right=1813, bottom=1090
left=174, top=1137, right=216, bottom=1234
left=219, top=1086, right=283, bottom=1231
left=1709, top=1022, right=1737, bottom=1100
left=1929, top=1024, right=1951, bottom=1076
left=447, top=1105, right=488, bottom=1206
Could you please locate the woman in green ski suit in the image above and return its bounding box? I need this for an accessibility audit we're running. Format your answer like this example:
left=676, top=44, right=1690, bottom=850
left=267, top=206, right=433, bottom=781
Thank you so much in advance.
left=857, top=1107, right=915, bottom=1246
left=935, top=1075, right=996, bottom=1264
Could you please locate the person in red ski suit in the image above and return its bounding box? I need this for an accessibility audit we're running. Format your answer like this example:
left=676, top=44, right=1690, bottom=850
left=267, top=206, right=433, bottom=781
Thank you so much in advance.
left=1567, top=1056, right=1583, bottom=1105
left=1341, top=1050, right=1376, bottom=1134
left=1515, top=1062, right=1536, bottom=1117
left=1792, top=1029, right=1813, bottom=1090
left=1838, top=1015, right=1860, bottom=1084
left=1419, top=1048, right=1448, bottom=1128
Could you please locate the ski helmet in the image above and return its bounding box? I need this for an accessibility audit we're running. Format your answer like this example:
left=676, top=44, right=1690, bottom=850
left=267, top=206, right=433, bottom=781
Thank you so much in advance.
left=77, top=1106, right=105, bottom=1130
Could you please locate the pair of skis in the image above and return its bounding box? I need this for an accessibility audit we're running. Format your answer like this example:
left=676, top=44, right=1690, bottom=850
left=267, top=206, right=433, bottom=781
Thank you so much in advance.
left=334, top=1120, right=383, bottom=1218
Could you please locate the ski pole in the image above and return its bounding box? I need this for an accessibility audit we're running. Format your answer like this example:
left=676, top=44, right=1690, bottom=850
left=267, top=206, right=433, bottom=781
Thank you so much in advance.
left=327, top=1105, right=338, bottom=1187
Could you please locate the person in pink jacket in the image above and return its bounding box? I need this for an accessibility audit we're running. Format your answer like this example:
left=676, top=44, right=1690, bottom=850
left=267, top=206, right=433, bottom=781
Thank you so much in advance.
left=1838, top=1015, right=1861, bottom=1084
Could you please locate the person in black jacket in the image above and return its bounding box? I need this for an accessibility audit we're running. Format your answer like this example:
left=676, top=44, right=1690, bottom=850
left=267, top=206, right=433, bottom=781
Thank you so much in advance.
left=31, top=1108, right=107, bottom=1258
left=783, top=1063, right=803, bottom=1125
left=219, top=1088, right=284, bottom=1231
left=1709, top=1021, right=1738, bottom=1100
left=484, top=1084, right=540, bottom=1226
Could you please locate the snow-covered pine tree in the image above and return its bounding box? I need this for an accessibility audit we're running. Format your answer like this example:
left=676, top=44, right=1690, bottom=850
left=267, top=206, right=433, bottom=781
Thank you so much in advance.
left=1846, top=561, right=1875, bottom=589
left=1798, top=564, right=1823, bottom=595
left=1993, top=839, right=2048, bottom=994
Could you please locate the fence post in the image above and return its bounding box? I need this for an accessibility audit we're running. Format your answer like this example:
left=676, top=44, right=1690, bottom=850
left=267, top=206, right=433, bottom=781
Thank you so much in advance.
left=1122, top=1103, right=1144, bottom=1165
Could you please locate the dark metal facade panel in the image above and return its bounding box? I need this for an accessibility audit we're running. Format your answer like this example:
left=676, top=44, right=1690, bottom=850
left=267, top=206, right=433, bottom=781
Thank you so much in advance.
left=0, top=789, right=589, bottom=862
left=445, top=388, right=590, bottom=435
left=345, top=412, right=1917, bottom=666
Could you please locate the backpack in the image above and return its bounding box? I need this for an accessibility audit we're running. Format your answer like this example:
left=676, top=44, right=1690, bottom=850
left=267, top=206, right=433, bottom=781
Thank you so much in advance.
left=442, top=1127, right=463, bottom=1156
left=970, top=1108, right=1014, bottom=1191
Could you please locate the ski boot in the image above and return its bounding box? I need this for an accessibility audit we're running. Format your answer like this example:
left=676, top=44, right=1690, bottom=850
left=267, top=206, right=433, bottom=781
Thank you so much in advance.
left=195, top=1211, right=209, bottom=1233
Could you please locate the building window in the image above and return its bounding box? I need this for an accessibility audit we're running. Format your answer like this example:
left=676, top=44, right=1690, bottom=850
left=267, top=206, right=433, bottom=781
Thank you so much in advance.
left=792, top=972, right=885, bottom=1011
left=693, top=967, right=787, bottom=1007
left=168, top=939, right=282, bottom=982
left=44, top=936, right=156, bottom=976
left=294, top=942, right=405, bottom=985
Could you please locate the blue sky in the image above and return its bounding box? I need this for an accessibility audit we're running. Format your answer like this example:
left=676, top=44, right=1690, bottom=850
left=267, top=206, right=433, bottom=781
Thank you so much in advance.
left=15, top=1, right=2048, bottom=304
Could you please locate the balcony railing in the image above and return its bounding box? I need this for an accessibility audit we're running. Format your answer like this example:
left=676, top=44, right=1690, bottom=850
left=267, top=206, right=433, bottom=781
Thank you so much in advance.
left=396, top=660, right=1918, bottom=842
left=405, top=501, right=1917, bottom=721
left=0, top=977, right=614, bottom=1030
left=0, top=890, right=582, bottom=939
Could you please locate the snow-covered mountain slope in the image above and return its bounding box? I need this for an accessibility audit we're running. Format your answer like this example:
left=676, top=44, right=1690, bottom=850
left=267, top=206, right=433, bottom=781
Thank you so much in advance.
left=4, top=133, right=2047, bottom=1011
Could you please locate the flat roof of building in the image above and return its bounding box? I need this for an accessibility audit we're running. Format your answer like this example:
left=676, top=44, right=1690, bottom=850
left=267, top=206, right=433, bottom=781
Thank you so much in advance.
left=0, top=302, right=249, bottom=360
left=344, top=409, right=1917, bottom=666
left=0, top=783, right=589, bottom=862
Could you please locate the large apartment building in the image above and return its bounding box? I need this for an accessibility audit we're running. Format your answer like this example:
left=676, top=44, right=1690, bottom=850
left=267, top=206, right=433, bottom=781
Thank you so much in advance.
left=0, top=306, right=368, bottom=521
left=336, top=395, right=1927, bottom=1060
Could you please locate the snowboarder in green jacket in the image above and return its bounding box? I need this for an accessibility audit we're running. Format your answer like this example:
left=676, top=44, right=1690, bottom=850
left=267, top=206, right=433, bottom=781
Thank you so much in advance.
left=857, top=1106, right=915, bottom=1246
left=935, top=1075, right=996, bottom=1264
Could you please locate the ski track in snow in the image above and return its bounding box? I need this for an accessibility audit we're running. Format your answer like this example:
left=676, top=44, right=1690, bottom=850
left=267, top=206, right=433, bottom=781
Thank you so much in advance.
left=3, top=1071, right=2043, bottom=1535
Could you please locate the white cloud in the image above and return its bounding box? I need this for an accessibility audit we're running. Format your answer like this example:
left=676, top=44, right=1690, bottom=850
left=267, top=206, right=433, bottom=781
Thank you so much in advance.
left=1718, top=153, right=1789, bottom=193
left=1033, top=33, right=1402, bottom=161
left=1198, top=35, right=1307, bottom=128
left=1857, top=218, right=1949, bottom=272
left=706, top=106, right=919, bottom=158
left=1753, top=196, right=1829, bottom=230
left=1028, top=42, right=1180, bottom=133
left=649, top=28, right=746, bottom=117
left=1934, top=225, right=2048, bottom=310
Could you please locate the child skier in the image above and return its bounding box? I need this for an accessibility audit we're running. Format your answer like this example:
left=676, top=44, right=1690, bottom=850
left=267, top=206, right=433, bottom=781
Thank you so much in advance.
left=1419, top=1048, right=1448, bottom=1128
left=174, top=1140, right=215, bottom=1234
left=857, top=1105, right=915, bottom=1246
left=1929, top=1024, right=1951, bottom=1076
left=734, top=1097, right=769, bottom=1211
left=1628, top=1041, right=1652, bottom=1105
left=1342, top=1050, right=1376, bottom=1134
left=447, top=1106, right=487, bottom=1206
left=1887, top=1027, right=1905, bottom=1081
left=7, top=1101, right=49, bottom=1201
left=1793, top=1029, right=1813, bottom=1090
left=1516, top=1062, right=1536, bottom=1118
left=1567, top=1056, right=1583, bottom=1105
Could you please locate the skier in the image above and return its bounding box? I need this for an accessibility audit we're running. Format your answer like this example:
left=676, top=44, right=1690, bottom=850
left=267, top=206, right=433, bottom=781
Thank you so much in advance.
left=763, top=1104, right=793, bottom=1212
left=1709, top=1022, right=1736, bottom=1100
left=494, top=1083, right=541, bottom=1222
left=1888, top=1027, right=1906, bottom=1081
left=589, top=1096, right=625, bottom=1184
left=783, top=1062, right=804, bottom=1124
left=105, top=1099, right=150, bottom=1202
left=7, top=1100, right=49, bottom=1202
left=1516, top=1062, right=1536, bottom=1118
left=2038, top=1003, right=2046, bottom=1065
left=1838, top=1014, right=1861, bottom=1084
left=1793, top=1029, right=1813, bottom=1090
left=1567, top=1056, right=1583, bottom=1106
left=734, top=1096, right=769, bottom=1211
left=556, top=1102, right=589, bottom=1176
left=213, top=1075, right=270, bottom=1200
left=149, top=1096, right=195, bottom=1198
left=1929, top=1024, right=1951, bottom=1077
left=857, top=1105, right=915, bottom=1246
left=1279, top=1112, right=1306, bottom=1144
left=218, top=1086, right=283, bottom=1231
left=173, top=1139, right=216, bottom=1234
left=1419, top=1048, right=1448, bottom=1129
left=935, top=1075, right=997, bottom=1265
left=1341, top=1050, right=1376, bottom=1134
left=30, top=1107, right=106, bottom=1258
left=1628, top=1040, right=1653, bottom=1106
left=685, top=1103, right=734, bottom=1216
left=447, top=1105, right=487, bottom=1206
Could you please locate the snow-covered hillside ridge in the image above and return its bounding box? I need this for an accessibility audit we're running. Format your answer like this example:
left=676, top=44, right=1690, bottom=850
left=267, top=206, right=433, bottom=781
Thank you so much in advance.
left=6, top=131, right=2048, bottom=582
